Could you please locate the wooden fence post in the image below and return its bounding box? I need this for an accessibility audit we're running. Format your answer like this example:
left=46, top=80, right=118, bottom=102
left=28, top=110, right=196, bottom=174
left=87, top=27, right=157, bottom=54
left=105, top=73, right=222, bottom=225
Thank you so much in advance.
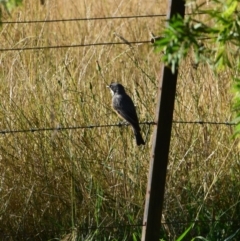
left=141, top=1, right=185, bottom=240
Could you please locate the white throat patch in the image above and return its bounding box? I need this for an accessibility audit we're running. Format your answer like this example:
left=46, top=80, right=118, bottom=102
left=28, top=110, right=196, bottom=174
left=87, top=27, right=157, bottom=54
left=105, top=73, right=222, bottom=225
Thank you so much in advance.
left=109, top=89, right=115, bottom=96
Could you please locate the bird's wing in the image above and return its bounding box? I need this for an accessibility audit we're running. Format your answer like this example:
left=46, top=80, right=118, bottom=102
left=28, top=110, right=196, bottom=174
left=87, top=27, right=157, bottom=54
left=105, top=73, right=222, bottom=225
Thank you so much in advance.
left=113, top=94, right=140, bottom=130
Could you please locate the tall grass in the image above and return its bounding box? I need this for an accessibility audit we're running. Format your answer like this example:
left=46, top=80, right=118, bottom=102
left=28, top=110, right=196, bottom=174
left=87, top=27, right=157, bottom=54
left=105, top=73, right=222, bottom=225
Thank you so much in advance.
left=0, top=0, right=239, bottom=240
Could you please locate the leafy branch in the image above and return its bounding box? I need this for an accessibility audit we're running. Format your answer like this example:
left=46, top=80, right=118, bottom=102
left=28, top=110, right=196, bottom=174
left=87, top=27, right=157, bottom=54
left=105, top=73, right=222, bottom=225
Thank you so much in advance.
left=154, top=0, right=240, bottom=136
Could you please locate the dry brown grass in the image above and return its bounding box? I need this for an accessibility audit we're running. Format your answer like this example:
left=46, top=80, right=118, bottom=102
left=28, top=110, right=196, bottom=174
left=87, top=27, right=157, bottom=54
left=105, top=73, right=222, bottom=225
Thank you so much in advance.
left=0, top=0, right=239, bottom=240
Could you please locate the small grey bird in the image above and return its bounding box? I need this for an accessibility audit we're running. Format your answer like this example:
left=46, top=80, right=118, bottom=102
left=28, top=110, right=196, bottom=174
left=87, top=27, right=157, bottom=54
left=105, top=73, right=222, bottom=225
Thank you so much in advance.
left=107, top=83, right=145, bottom=146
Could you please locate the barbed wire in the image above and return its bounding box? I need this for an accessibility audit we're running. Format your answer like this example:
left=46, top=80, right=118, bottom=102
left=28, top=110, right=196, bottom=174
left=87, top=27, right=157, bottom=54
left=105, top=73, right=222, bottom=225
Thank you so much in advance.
left=0, top=40, right=150, bottom=52
left=71, top=218, right=240, bottom=232
left=0, top=120, right=235, bottom=135
left=0, top=14, right=166, bottom=24
left=0, top=9, right=238, bottom=240
left=75, top=218, right=240, bottom=232
left=1, top=218, right=238, bottom=239
left=0, top=122, right=155, bottom=135
left=0, top=11, right=223, bottom=25
left=0, top=16, right=219, bottom=52
left=0, top=35, right=219, bottom=52
left=174, top=120, right=235, bottom=125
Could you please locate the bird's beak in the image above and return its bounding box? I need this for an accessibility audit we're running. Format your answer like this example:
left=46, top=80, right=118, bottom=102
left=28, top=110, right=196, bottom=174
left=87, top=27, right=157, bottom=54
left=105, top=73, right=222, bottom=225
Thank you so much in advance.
left=106, top=85, right=114, bottom=96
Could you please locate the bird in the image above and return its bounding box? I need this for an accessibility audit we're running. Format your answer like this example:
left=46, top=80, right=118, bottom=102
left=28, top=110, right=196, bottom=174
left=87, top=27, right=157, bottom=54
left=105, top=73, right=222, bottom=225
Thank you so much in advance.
left=107, top=83, right=145, bottom=146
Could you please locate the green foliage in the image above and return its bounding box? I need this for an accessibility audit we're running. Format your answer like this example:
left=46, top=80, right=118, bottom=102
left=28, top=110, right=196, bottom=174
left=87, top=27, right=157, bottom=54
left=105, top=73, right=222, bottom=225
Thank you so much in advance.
left=155, top=0, right=240, bottom=135
left=175, top=223, right=194, bottom=241
left=0, top=0, right=240, bottom=240
left=0, top=0, right=22, bottom=27
left=154, top=14, right=210, bottom=73
left=0, top=0, right=22, bottom=17
left=192, top=228, right=240, bottom=241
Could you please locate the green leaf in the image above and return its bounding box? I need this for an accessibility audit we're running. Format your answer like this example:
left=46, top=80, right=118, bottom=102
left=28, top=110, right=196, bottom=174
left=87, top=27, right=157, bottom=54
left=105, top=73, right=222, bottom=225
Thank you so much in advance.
left=0, top=0, right=22, bottom=15
left=224, top=228, right=240, bottom=241
left=175, top=223, right=194, bottom=241
left=222, top=0, right=238, bottom=18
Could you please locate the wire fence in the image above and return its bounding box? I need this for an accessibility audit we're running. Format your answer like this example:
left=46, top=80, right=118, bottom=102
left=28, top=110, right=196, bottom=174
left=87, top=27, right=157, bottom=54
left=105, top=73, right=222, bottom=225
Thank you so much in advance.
left=1, top=219, right=239, bottom=240
left=0, top=11, right=221, bottom=52
left=0, top=14, right=166, bottom=24
left=0, top=41, right=150, bottom=52
left=0, top=6, right=239, bottom=241
left=0, top=120, right=235, bottom=135
left=0, top=10, right=225, bottom=25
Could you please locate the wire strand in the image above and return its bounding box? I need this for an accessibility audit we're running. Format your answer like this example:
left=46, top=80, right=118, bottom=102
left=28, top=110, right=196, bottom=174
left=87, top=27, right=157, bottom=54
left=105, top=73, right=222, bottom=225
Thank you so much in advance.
left=2, top=218, right=238, bottom=238
left=0, top=14, right=166, bottom=24
left=0, top=122, right=155, bottom=135
left=0, top=11, right=224, bottom=25
left=0, top=120, right=235, bottom=135
left=0, top=40, right=150, bottom=52
left=3, top=218, right=238, bottom=238
left=174, top=120, right=235, bottom=125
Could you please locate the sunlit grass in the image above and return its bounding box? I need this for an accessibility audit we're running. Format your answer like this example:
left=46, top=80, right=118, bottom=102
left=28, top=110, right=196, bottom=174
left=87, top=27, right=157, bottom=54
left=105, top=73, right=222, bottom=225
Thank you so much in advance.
left=0, top=0, right=239, bottom=240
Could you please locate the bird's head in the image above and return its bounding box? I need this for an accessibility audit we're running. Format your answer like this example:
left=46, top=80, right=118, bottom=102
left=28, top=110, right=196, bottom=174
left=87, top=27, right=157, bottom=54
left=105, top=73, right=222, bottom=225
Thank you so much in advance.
left=107, top=83, right=126, bottom=95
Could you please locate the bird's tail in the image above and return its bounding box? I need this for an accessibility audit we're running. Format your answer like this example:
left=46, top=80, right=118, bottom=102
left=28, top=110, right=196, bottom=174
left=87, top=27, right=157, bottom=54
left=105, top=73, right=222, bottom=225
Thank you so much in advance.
left=133, top=129, right=145, bottom=146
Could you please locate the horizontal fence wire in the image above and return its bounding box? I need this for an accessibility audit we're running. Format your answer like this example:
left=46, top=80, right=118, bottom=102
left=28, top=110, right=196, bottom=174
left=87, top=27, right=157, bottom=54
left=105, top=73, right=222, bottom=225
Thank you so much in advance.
left=0, top=11, right=238, bottom=239
left=0, top=120, right=235, bottom=135
left=68, top=218, right=240, bottom=231
left=1, top=218, right=238, bottom=239
left=0, top=14, right=166, bottom=24
left=0, top=10, right=221, bottom=25
left=0, top=122, right=155, bottom=135
left=0, top=12, right=220, bottom=52
left=0, top=14, right=158, bottom=52
left=174, top=120, right=235, bottom=125
left=0, top=36, right=217, bottom=52
left=0, top=40, right=150, bottom=52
